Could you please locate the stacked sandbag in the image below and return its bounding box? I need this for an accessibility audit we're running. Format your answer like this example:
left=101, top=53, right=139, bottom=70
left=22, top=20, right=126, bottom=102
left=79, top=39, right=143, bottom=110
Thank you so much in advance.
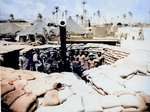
left=102, top=45, right=130, bottom=65
left=10, top=92, right=37, bottom=112
left=24, top=73, right=63, bottom=96
left=1, top=90, right=26, bottom=107
left=58, top=86, right=72, bottom=103
left=82, top=92, right=103, bottom=112
left=43, top=90, right=60, bottom=106
left=138, top=92, right=150, bottom=104
left=119, top=94, right=139, bottom=111
left=135, top=93, right=148, bottom=111
left=83, top=63, right=149, bottom=112
left=99, top=95, right=123, bottom=111
left=1, top=66, right=64, bottom=111
left=86, top=68, right=134, bottom=96
left=62, top=94, right=84, bottom=112
left=58, top=72, right=97, bottom=97
left=1, top=67, right=34, bottom=111
left=0, top=66, right=16, bottom=80
left=124, top=75, right=150, bottom=94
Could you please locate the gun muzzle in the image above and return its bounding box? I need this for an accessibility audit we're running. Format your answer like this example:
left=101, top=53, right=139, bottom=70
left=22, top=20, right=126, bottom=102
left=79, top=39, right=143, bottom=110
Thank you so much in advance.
left=59, top=21, right=66, bottom=62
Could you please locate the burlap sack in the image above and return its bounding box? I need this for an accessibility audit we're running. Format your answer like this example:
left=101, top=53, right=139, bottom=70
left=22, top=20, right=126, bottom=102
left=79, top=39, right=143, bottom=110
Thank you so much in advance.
left=1, top=84, right=15, bottom=96
left=103, top=106, right=124, bottom=112
left=10, top=92, right=37, bottom=112
left=139, top=92, right=150, bottom=103
left=63, top=94, right=84, bottom=112
left=135, top=93, right=148, bottom=111
left=113, top=88, right=135, bottom=96
left=43, top=90, right=59, bottom=106
left=36, top=105, right=66, bottom=112
left=1, top=75, right=21, bottom=85
left=0, top=67, right=15, bottom=80
left=83, top=93, right=103, bottom=112
left=119, top=94, right=139, bottom=108
left=99, top=95, right=122, bottom=109
left=24, top=79, right=47, bottom=96
left=82, top=68, right=99, bottom=76
left=2, top=90, right=25, bottom=106
left=122, top=107, right=138, bottom=112
left=13, top=79, right=28, bottom=90
left=92, top=86, right=106, bottom=96
left=59, top=86, right=72, bottom=103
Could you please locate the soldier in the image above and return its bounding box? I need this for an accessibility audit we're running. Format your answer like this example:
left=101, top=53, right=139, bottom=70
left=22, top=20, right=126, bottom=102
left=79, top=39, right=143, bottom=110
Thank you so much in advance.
left=78, top=50, right=85, bottom=66
left=82, top=51, right=89, bottom=70
left=72, top=50, right=81, bottom=75
left=88, top=52, right=96, bottom=69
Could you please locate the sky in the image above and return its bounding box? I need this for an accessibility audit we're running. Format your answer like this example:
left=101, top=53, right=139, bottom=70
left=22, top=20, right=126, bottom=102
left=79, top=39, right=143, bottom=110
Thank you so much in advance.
left=0, top=0, right=150, bottom=24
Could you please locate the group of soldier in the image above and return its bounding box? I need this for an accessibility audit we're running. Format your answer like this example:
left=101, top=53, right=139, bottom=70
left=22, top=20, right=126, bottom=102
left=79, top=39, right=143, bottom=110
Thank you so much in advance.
left=19, top=45, right=104, bottom=78
left=70, top=49, right=104, bottom=77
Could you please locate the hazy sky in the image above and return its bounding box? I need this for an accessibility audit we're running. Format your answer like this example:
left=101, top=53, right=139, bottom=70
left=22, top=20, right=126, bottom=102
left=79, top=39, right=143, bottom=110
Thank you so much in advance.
left=0, top=0, right=150, bottom=23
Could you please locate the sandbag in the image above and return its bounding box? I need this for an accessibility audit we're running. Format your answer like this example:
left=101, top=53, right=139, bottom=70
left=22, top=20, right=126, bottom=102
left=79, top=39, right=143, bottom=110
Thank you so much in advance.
left=61, top=72, right=79, bottom=82
left=70, top=81, right=94, bottom=96
left=43, top=90, right=59, bottom=106
left=13, top=79, right=28, bottom=90
left=44, top=73, right=64, bottom=91
left=59, top=86, right=72, bottom=103
left=119, top=94, right=139, bottom=108
left=11, top=70, right=35, bottom=81
left=55, top=78, right=73, bottom=86
left=1, top=75, right=21, bottom=85
left=2, top=90, right=25, bottom=107
left=103, top=106, right=123, bottom=112
left=82, top=93, right=103, bottom=112
left=28, top=101, right=37, bottom=112
left=135, top=93, right=148, bottom=111
left=1, top=84, right=15, bottom=96
left=105, top=66, right=135, bottom=78
left=36, top=97, right=44, bottom=107
left=87, top=69, right=103, bottom=79
left=139, top=92, right=150, bottom=103
left=125, top=74, right=135, bottom=80
left=119, top=66, right=135, bottom=78
left=0, top=67, right=15, bottom=80
left=24, top=80, right=44, bottom=95
left=124, top=75, right=150, bottom=94
left=136, top=64, right=148, bottom=74
left=20, top=72, right=36, bottom=81
left=113, top=88, right=135, bottom=96
left=36, top=105, right=66, bottom=112
left=99, top=95, right=122, bottom=109
left=24, top=79, right=47, bottom=96
left=122, top=107, right=138, bottom=112
left=25, top=71, right=48, bottom=79
left=48, top=72, right=63, bottom=79
left=94, top=78, right=124, bottom=95
left=82, top=68, right=99, bottom=76
left=10, top=92, right=37, bottom=112
left=63, top=94, right=84, bottom=112
left=91, top=74, right=108, bottom=84
left=92, top=86, right=106, bottom=96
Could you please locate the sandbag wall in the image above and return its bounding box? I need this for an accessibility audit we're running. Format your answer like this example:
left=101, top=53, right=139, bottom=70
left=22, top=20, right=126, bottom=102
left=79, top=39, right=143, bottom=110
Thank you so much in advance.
left=1, top=66, right=65, bottom=112
left=102, top=45, right=130, bottom=65
left=82, top=49, right=150, bottom=112
left=86, top=43, right=130, bottom=65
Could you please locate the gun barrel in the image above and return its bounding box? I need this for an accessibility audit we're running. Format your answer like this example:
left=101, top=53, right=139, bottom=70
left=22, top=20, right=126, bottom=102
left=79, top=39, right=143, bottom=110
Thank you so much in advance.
left=59, top=21, right=66, bottom=62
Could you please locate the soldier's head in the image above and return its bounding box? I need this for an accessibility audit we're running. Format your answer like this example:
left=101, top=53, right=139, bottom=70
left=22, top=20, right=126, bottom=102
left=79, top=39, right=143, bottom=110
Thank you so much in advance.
left=79, top=50, right=84, bottom=56
left=89, top=52, right=95, bottom=61
left=84, top=51, right=88, bottom=57
left=74, top=50, right=78, bottom=56
left=97, top=52, right=101, bottom=57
